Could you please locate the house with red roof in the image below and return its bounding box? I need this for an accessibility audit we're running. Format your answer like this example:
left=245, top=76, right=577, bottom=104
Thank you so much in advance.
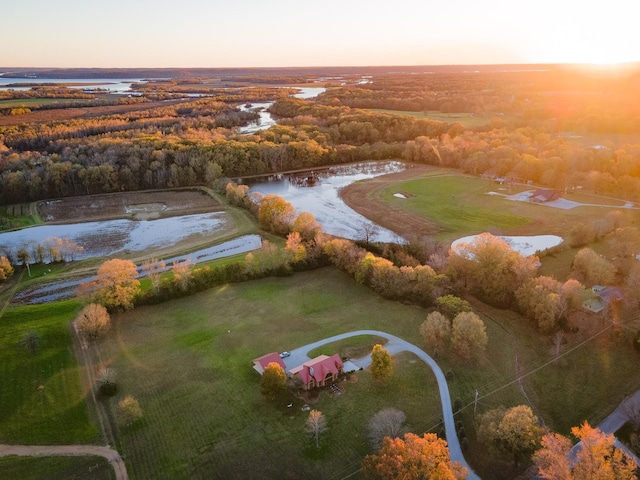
left=252, top=352, right=286, bottom=375
left=289, top=354, right=344, bottom=390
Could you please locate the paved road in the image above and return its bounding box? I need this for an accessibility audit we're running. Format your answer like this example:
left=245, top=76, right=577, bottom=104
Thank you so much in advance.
left=0, top=444, right=128, bottom=480
left=282, top=329, right=481, bottom=480
left=568, top=388, right=640, bottom=467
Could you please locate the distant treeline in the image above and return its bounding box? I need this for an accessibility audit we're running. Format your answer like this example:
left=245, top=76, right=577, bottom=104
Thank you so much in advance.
left=1, top=69, right=640, bottom=205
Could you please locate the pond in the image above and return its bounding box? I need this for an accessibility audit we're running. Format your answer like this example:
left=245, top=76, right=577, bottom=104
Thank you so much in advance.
left=244, top=161, right=406, bottom=243
left=13, top=234, right=263, bottom=305
left=451, top=234, right=564, bottom=258
left=0, top=212, right=237, bottom=261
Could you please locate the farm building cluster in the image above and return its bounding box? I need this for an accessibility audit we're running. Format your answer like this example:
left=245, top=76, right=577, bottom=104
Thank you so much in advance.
left=252, top=352, right=358, bottom=390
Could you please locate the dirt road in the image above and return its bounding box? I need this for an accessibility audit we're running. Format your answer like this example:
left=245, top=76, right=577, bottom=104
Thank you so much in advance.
left=0, top=444, right=128, bottom=480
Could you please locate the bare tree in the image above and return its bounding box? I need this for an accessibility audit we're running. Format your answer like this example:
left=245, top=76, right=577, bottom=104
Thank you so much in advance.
left=306, top=410, right=327, bottom=448
left=142, top=257, right=166, bottom=293
left=368, top=408, right=407, bottom=450
left=358, top=222, right=380, bottom=247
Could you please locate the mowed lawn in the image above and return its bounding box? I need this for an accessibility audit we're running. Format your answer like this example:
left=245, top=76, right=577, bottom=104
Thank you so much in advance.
left=99, top=267, right=535, bottom=480
left=381, top=175, right=532, bottom=241
left=98, top=266, right=640, bottom=479
left=377, top=174, right=637, bottom=243
left=0, top=301, right=99, bottom=444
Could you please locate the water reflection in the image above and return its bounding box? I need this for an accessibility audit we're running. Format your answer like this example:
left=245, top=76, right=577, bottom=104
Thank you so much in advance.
left=13, top=234, right=263, bottom=305
left=0, top=212, right=231, bottom=260
left=0, top=77, right=143, bottom=93
left=245, top=161, right=405, bottom=243
left=237, top=87, right=326, bottom=134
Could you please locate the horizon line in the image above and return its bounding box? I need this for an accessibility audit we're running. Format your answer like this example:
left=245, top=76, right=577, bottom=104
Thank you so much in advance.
left=2, top=61, right=640, bottom=71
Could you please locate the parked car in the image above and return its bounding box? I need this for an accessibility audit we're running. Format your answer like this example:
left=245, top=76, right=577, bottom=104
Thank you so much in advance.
left=279, top=351, right=291, bottom=358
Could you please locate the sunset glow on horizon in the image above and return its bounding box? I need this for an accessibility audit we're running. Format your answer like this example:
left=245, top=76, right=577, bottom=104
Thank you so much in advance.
left=2, top=0, right=639, bottom=68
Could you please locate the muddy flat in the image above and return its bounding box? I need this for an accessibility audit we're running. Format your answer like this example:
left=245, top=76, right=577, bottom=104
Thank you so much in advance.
left=38, top=189, right=222, bottom=223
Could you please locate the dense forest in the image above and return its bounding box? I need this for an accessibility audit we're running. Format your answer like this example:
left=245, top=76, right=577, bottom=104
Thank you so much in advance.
left=1, top=67, right=640, bottom=205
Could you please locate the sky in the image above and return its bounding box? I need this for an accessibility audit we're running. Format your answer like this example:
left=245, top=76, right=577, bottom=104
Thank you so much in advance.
left=2, top=0, right=639, bottom=68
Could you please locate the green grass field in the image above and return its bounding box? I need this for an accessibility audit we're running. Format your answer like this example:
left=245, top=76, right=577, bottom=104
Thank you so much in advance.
left=0, top=456, right=114, bottom=480
left=99, top=268, right=446, bottom=480
left=0, top=301, right=99, bottom=444
left=369, top=109, right=491, bottom=128
left=2, top=264, right=638, bottom=478
left=377, top=173, right=640, bottom=244
left=91, top=266, right=640, bottom=479
left=381, top=175, right=532, bottom=241
left=0, top=98, right=97, bottom=108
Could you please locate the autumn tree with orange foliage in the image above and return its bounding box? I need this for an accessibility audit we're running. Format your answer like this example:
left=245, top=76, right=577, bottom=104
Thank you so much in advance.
left=362, top=432, right=468, bottom=480
left=75, top=303, right=110, bottom=342
left=533, top=422, right=637, bottom=479
left=82, top=258, right=140, bottom=311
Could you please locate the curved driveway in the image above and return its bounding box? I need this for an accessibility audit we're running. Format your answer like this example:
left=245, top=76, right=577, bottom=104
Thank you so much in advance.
left=281, top=329, right=480, bottom=479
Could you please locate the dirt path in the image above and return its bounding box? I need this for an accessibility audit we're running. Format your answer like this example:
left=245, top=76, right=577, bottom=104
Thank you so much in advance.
left=0, top=444, right=128, bottom=480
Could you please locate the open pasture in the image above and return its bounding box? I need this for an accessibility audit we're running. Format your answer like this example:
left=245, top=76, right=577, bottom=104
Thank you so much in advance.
left=99, top=268, right=452, bottom=479
left=97, top=266, right=621, bottom=479
left=0, top=301, right=98, bottom=445
left=369, top=109, right=491, bottom=128
left=0, top=456, right=114, bottom=480
left=341, top=168, right=640, bottom=244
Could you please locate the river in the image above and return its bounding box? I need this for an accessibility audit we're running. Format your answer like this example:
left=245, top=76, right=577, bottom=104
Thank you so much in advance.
left=237, top=86, right=325, bottom=134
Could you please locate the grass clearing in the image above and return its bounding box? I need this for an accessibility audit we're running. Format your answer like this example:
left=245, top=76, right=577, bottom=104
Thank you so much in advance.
left=307, top=335, right=388, bottom=359
left=369, top=109, right=491, bottom=128
left=0, top=301, right=99, bottom=444
left=96, top=267, right=604, bottom=479
left=0, top=455, right=114, bottom=480
left=3, top=263, right=638, bottom=478
left=381, top=175, right=532, bottom=241
left=99, top=268, right=448, bottom=479
left=369, top=172, right=640, bottom=244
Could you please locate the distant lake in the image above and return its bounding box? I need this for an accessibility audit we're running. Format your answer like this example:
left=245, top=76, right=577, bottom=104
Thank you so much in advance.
left=0, top=77, right=144, bottom=93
